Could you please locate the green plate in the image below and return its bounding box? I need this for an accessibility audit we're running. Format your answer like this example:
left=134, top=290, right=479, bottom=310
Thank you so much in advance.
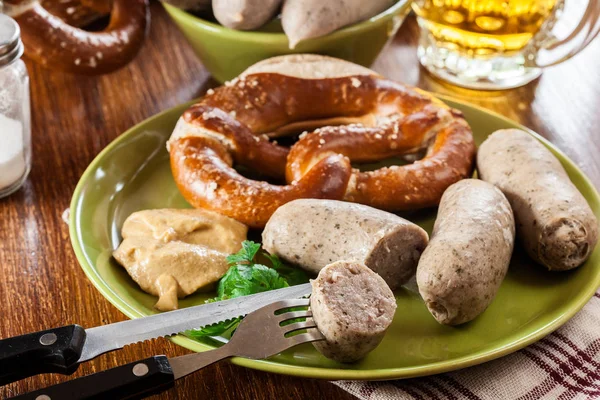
left=69, top=95, right=600, bottom=380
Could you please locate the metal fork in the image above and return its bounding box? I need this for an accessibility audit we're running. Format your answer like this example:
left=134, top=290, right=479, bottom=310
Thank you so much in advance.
left=12, top=299, right=323, bottom=400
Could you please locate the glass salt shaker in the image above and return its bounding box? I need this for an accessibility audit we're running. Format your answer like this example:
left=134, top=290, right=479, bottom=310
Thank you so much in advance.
left=0, top=14, right=30, bottom=198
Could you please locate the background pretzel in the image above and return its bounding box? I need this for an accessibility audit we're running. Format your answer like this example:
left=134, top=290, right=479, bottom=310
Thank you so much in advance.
left=40, top=0, right=109, bottom=27
left=4, top=0, right=149, bottom=75
left=168, top=55, right=476, bottom=227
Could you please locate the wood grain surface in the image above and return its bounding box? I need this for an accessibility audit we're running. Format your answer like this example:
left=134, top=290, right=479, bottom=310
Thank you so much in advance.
left=1, top=2, right=599, bottom=399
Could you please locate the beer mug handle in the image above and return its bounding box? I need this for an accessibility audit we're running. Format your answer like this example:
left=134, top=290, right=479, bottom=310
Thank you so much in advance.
left=529, top=0, right=600, bottom=68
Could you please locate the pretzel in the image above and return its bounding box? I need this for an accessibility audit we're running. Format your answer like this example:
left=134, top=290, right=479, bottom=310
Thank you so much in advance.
left=286, top=107, right=476, bottom=211
left=168, top=100, right=352, bottom=228
left=40, top=0, right=108, bottom=28
left=168, top=55, right=476, bottom=228
left=4, top=0, right=149, bottom=75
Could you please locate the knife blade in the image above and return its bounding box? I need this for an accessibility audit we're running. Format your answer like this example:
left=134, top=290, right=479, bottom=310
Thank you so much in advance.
left=0, top=283, right=311, bottom=386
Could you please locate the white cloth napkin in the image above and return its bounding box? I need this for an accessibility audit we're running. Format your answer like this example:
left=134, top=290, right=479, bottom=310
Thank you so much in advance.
left=333, top=291, right=600, bottom=400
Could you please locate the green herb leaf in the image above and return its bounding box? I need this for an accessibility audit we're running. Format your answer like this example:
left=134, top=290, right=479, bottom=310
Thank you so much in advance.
left=265, top=253, right=308, bottom=285
left=264, top=253, right=284, bottom=270
left=188, top=241, right=309, bottom=338
left=187, top=317, right=242, bottom=339
left=219, top=263, right=290, bottom=300
left=226, top=240, right=261, bottom=266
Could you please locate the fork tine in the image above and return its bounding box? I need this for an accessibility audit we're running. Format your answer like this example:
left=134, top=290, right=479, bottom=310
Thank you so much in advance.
left=276, top=310, right=312, bottom=322
left=283, top=319, right=317, bottom=333
left=259, top=298, right=311, bottom=314
left=286, top=329, right=325, bottom=346
left=223, top=298, right=324, bottom=360
left=273, top=298, right=311, bottom=310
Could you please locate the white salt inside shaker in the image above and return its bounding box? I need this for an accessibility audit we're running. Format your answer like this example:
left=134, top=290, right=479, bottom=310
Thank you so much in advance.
left=0, top=14, right=30, bottom=198
left=0, top=114, right=26, bottom=190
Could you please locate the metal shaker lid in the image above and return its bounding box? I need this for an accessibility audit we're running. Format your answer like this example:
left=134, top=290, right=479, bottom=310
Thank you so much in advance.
left=0, top=14, right=24, bottom=67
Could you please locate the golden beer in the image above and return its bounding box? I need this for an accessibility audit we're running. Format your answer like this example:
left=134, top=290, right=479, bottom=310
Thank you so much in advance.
left=412, top=0, right=564, bottom=89
left=413, top=0, right=558, bottom=55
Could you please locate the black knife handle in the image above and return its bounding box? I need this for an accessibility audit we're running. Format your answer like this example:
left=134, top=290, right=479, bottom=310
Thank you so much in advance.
left=0, top=325, right=86, bottom=385
left=11, top=356, right=175, bottom=400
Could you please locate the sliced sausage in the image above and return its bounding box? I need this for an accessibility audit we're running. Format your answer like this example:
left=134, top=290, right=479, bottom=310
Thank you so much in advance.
left=262, top=199, right=429, bottom=290
left=311, top=261, right=397, bottom=363
left=478, top=129, right=598, bottom=271
left=416, top=179, right=515, bottom=325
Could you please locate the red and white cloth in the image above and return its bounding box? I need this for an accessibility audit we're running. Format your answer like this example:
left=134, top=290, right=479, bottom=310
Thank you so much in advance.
left=334, top=292, right=600, bottom=400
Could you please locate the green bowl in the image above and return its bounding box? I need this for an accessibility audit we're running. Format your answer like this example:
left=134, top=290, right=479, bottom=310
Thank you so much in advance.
left=163, top=1, right=411, bottom=83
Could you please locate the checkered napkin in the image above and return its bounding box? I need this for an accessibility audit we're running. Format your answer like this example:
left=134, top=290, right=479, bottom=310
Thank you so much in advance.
left=333, top=292, right=600, bottom=400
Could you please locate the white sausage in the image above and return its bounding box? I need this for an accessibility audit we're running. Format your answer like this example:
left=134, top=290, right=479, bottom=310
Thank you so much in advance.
left=213, top=0, right=282, bottom=30
left=262, top=199, right=429, bottom=290
left=281, top=0, right=394, bottom=48
left=416, top=179, right=515, bottom=325
left=478, top=129, right=598, bottom=271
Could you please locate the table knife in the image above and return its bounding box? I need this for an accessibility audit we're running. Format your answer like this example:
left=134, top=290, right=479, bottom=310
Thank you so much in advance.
left=0, top=283, right=311, bottom=386
left=11, top=298, right=322, bottom=400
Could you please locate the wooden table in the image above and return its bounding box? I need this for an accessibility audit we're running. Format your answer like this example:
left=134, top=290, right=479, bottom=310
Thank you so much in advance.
left=1, top=3, right=599, bottom=399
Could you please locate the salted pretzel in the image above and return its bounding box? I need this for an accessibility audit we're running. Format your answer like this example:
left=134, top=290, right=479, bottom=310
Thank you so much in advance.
left=286, top=108, right=475, bottom=211
left=169, top=55, right=476, bottom=228
left=4, top=0, right=149, bottom=75
left=40, top=0, right=111, bottom=27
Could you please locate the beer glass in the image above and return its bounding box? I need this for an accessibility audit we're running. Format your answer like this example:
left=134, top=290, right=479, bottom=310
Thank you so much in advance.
left=412, top=0, right=600, bottom=89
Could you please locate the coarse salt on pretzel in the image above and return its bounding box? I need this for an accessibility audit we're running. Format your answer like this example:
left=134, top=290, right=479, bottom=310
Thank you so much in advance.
left=40, top=0, right=109, bottom=28
left=168, top=55, right=476, bottom=228
left=287, top=107, right=475, bottom=211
